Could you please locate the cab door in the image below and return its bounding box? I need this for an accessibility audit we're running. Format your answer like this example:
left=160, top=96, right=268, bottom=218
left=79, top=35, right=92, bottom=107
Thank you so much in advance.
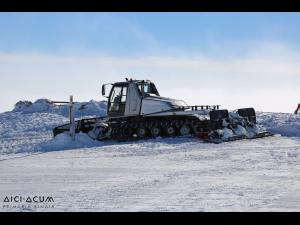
left=108, top=84, right=128, bottom=117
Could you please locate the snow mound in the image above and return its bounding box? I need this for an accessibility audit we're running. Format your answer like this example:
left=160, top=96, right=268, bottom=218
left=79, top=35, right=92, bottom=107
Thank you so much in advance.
left=13, top=98, right=107, bottom=117
left=257, top=112, right=300, bottom=137
left=0, top=99, right=107, bottom=154
left=36, top=132, right=102, bottom=152
left=14, top=99, right=53, bottom=113
left=217, top=128, right=234, bottom=140
left=233, top=125, right=248, bottom=136
left=0, top=112, right=68, bottom=154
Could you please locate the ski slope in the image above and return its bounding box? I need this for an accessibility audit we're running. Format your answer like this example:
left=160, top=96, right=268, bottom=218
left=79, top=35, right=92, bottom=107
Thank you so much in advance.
left=0, top=99, right=300, bottom=211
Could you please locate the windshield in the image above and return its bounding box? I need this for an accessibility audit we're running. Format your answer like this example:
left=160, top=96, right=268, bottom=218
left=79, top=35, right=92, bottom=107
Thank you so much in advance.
left=138, top=82, right=159, bottom=96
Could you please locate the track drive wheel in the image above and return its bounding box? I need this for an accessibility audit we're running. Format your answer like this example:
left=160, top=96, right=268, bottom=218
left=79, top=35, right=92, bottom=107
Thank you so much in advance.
left=179, top=125, right=191, bottom=136
left=136, top=126, right=147, bottom=139
left=165, top=125, right=176, bottom=136
left=151, top=126, right=161, bottom=137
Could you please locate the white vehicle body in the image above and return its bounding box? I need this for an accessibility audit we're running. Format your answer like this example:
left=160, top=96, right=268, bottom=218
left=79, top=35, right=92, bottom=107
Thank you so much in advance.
left=104, top=79, right=216, bottom=119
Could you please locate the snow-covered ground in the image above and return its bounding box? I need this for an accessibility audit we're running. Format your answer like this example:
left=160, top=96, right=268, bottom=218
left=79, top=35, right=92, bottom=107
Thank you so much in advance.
left=0, top=99, right=300, bottom=211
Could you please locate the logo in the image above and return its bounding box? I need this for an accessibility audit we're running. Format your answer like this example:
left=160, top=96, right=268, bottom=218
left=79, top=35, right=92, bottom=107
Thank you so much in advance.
left=2, top=195, right=55, bottom=210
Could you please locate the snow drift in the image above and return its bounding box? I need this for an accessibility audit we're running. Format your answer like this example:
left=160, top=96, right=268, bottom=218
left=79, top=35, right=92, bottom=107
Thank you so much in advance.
left=0, top=99, right=107, bottom=154
left=37, top=132, right=103, bottom=152
left=257, top=112, right=300, bottom=137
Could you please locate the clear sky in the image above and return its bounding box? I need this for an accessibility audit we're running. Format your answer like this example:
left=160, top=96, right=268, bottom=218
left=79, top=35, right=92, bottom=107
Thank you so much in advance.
left=1, top=12, right=300, bottom=113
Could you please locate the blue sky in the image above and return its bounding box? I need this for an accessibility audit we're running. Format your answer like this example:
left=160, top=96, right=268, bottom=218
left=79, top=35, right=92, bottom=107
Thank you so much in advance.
left=1, top=13, right=300, bottom=112
left=2, top=13, right=300, bottom=57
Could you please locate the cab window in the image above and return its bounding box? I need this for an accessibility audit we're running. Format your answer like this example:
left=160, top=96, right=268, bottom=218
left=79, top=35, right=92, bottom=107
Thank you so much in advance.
left=109, top=85, right=128, bottom=113
left=110, top=87, right=122, bottom=103
left=138, top=83, right=159, bottom=96
left=121, top=87, right=127, bottom=102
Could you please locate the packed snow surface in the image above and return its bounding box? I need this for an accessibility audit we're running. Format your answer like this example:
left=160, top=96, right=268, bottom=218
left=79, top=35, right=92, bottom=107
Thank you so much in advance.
left=0, top=100, right=300, bottom=211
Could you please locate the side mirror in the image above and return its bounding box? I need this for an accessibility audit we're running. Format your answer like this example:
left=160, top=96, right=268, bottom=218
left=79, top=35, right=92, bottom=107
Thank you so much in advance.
left=102, top=83, right=112, bottom=98
left=102, top=84, right=106, bottom=96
